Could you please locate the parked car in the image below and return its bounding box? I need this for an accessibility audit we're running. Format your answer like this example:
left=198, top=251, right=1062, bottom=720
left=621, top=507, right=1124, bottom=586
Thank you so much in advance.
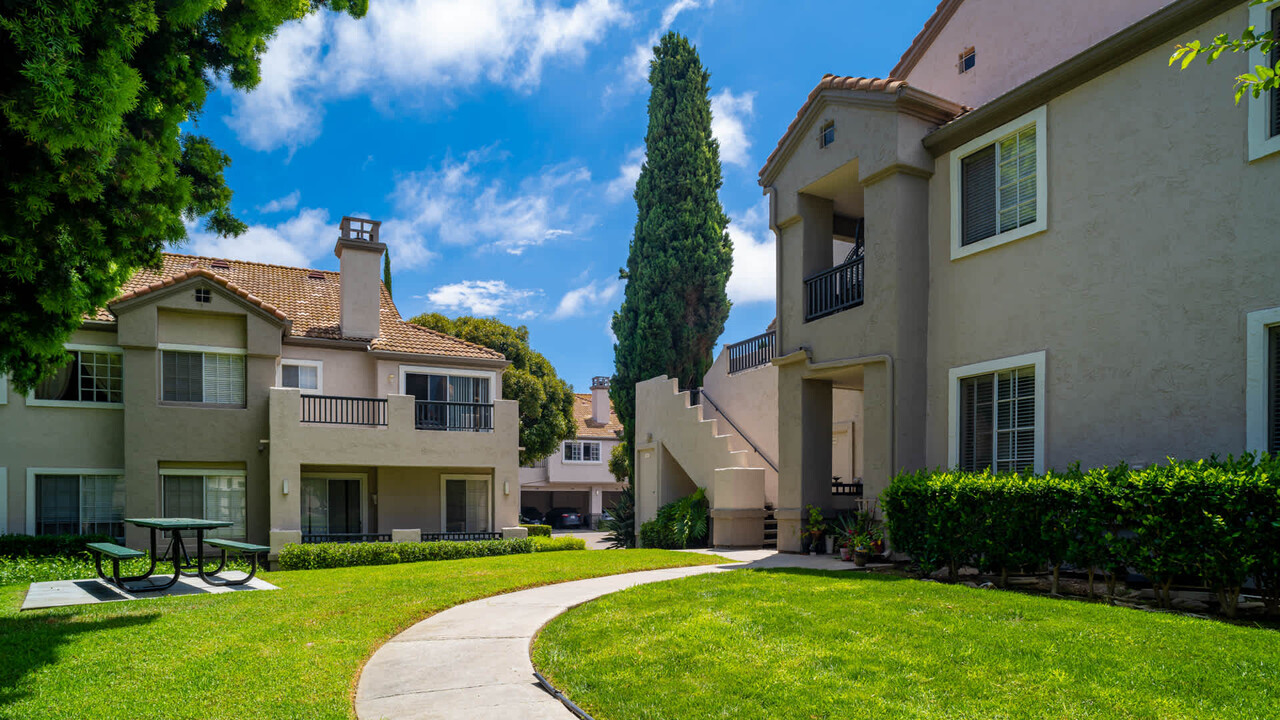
left=545, top=507, right=583, bottom=529
left=520, top=507, right=544, bottom=525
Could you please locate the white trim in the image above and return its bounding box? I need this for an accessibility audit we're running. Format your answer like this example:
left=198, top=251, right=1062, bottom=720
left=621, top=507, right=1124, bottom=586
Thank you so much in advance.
left=439, top=473, right=493, bottom=533
left=1247, top=1, right=1280, bottom=163
left=157, top=343, right=247, bottom=355
left=947, top=350, right=1047, bottom=474
left=277, top=359, right=324, bottom=395
left=300, top=472, right=368, bottom=534
left=0, top=468, right=7, bottom=535
left=26, top=345, right=125, bottom=408
left=1246, top=306, right=1280, bottom=452
left=562, top=440, right=604, bottom=464
left=25, top=468, right=126, bottom=535
left=25, top=399, right=124, bottom=409
left=949, top=105, right=1048, bottom=260
left=399, top=365, right=497, bottom=394
left=65, top=343, right=125, bottom=354
left=158, top=468, right=247, bottom=477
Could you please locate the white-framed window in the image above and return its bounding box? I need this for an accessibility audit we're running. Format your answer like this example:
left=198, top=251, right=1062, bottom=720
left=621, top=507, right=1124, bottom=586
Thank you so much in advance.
left=819, top=121, right=835, bottom=148
left=950, top=105, right=1048, bottom=260
left=440, top=474, right=491, bottom=533
left=26, top=469, right=125, bottom=540
left=278, top=359, right=323, bottom=394
left=28, top=345, right=124, bottom=407
left=948, top=351, right=1046, bottom=474
left=1248, top=1, right=1280, bottom=162
left=160, top=344, right=246, bottom=406
left=1246, top=306, right=1280, bottom=453
left=400, top=365, right=496, bottom=432
left=161, top=469, right=247, bottom=539
left=300, top=473, right=366, bottom=536
left=958, top=47, right=976, bottom=74
left=563, top=440, right=603, bottom=463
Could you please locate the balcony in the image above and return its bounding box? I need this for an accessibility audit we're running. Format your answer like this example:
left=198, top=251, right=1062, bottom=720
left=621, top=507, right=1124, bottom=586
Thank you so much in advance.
left=299, top=394, right=494, bottom=432
left=725, top=330, right=776, bottom=374
left=414, top=400, right=494, bottom=432
left=805, top=254, right=864, bottom=322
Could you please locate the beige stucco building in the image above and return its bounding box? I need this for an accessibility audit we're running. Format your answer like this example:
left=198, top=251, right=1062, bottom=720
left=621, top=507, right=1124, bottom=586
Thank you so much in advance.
left=0, top=217, right=521, bottom=555
left=519, top=377, right=626, bottom=528
left=637, top=0, right=1280, bottom=552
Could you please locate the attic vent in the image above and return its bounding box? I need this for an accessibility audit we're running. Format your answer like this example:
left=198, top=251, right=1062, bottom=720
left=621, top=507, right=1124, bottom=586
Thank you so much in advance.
left=308, top=271, right=326, bottom=280
left=194, top=288, right=212, bottom=303
left=189, top=260, right=199, bottom=268
left=211, top=260, right=231, bottom=270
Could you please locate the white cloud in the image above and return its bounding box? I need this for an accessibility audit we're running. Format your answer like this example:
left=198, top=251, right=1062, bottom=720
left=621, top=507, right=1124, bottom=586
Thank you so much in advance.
left=711, top=89, right=755, bottom=167
left=226, top=0, right=629, bottom=152
left=183, top=208, right=334, bottom=267
left=388, top=149, right=594, bottom=256
left=258, top=190, right=301, bottom=214
left=605, top=147, right=644, bottom=203
left=605, top=316, right=617, bottom=344
left=618, top=0, right=712, bottom=90
left=725, top=202, right=774, bottom=305
left=551, top=278, right=622, bottom=319
left=424, top=280, right=542, bottom=318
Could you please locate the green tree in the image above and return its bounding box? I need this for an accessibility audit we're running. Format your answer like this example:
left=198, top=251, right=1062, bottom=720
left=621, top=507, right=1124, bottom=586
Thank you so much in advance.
left=1172, top=0, right=1277, bottom=102
left=611, top=32, right=733, bottom=475
left=410, top=314, right=575, bottom=465
left=0, top=0, right=368, bottom=392
left=383, top=248, right=392, bottom=299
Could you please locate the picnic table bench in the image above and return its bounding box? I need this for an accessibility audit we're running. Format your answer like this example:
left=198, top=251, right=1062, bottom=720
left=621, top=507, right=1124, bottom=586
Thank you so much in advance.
left=87, top=518, right=265, bottom=592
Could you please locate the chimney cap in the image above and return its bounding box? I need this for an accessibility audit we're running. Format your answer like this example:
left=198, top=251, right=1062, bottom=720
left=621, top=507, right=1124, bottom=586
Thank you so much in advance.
left=339, top=216, right=382, bottom=244
left=591, top=376, right=611, bottom=389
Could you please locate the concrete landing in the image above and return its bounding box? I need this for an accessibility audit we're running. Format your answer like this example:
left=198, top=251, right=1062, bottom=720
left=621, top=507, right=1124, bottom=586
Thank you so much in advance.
left=21, top=573, right=279, bottom=610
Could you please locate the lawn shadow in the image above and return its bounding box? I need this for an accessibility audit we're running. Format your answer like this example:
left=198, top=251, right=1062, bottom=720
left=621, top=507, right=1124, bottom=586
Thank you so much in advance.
left=0, top=611, right=160, bottom=707
left=739, top=566, right=912, bottom=583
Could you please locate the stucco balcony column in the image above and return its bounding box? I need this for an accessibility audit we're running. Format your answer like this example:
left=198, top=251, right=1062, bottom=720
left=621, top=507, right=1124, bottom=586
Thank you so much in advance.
left=775, top=369, right=833, bottom=552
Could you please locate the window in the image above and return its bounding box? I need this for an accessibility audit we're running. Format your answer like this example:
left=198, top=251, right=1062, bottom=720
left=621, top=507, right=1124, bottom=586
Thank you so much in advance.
left=279, top=360, right=322, bottom=394
left=402, top=367, right=494, bottom=431
left=563, top=440, right=602, bottom=463
left=442, top=476, right=490, bottom=533
left=33, top=472, right=124, bottom=540
left=194, top=288, right=211, bottom=303
left=958, top=47, right=976, bottom=74
left=1247, top=2, right=1280, bottom=160
left=301, top=475, right=364, bottom=535
left=161, top=349, right=245, bottom=405
left=948, top=351, right=1046, bottom=474
left=32, top=348, right=123, bottom=405
left=1246, top=306, right=1280, bottom=452
left=949, top=106, right=1047, bottom=260
left=161, top=471, right=246, bottom=539
left=819, top=121, right=835, bottom=148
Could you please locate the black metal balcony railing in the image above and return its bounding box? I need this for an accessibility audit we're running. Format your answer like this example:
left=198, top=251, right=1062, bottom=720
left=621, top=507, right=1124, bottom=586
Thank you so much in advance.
left=301, top=395, right=388, bottom=426
left=422, top=531, right=502, bottom=542
left=726, top=330, right=776, bottom=374
left=805, top=255, right=864, bottom=322
left=301, top=533, right=391, bottom=544
left=414, top=400, right=495, bottom=432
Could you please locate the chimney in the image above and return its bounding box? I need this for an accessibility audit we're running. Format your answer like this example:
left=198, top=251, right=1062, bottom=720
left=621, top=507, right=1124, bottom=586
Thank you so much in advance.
left=333, top=216, right=385, bottom=340
left=590, top=376, right=611, bottom=424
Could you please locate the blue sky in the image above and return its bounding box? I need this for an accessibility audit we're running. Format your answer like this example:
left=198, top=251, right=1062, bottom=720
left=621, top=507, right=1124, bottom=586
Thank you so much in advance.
left=185, top=0, right=937, bottom=391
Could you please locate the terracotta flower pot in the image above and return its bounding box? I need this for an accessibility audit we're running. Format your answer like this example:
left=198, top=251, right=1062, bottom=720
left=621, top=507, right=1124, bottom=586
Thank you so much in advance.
left=840, top=547, right=852, bottom=561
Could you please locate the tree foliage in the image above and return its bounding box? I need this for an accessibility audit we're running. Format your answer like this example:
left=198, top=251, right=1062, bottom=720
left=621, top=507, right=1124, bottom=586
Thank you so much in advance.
left=601, top=483, right=636, bottom=549
left=382, top=248, right=392, bottom=300
left=410, top=314, right=575, bottom=465
left=1172, top=0, right=1277, bottom=102
left=611, top=32, right=733, bottom=475
left=0, top=0, right=367, bottom=392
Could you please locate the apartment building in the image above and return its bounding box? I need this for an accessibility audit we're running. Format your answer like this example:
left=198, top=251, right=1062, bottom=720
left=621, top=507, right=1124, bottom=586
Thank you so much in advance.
left=519, top=377, right=625, bottom=528
left=0, top=217, right=521, bottom=555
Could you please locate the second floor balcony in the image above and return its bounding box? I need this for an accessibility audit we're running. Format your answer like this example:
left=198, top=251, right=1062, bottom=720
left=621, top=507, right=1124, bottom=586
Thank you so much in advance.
left=298, top=394, right=494, bottom=432
left=805, top=233, right=864, bottom=322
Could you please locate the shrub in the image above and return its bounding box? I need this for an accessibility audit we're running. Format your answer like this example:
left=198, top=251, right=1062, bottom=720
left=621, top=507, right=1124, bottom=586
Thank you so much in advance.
left=639, top=519, right=681, bottom=550
left=639, top=488, right=709, bottom=549
left=521, top=524, right=552, bottom=538
left=278, top=538, right=533, bottom=570
left=0, top=533, right=115, bottom=558
left=532, top=536, right=586, bottom=552
left=602, top=484, right=637, bottom=549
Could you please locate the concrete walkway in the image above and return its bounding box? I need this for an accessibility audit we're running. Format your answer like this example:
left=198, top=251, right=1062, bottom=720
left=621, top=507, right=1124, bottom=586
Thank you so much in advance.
left=354, top=550, right=875, bottom=720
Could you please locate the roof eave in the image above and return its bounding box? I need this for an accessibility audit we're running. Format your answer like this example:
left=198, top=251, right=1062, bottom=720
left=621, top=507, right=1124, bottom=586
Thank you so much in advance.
left=368, top=350, right=511, bottom=368
left=890, top=0, right=966, bottom=79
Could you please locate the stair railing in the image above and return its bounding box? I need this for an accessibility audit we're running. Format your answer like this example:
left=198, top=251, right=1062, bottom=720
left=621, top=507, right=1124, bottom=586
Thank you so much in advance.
left=696, top=388, right=779, bottom=473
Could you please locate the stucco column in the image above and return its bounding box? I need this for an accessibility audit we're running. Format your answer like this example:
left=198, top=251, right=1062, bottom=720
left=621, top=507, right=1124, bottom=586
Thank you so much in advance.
left=797, top=193, right=835, bottom=278
left=268, top=387, right=303, bottom=539
left=633, top=443, right=658, bottom=545
left=491, top=399, right=521, bottom=531
left=775, top=365, right=833, bottom=552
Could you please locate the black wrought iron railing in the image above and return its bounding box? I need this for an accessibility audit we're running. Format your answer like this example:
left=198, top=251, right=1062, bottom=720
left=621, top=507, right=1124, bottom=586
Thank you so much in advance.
left=301, top=533, right=391, bottom=544
left=726, top=330, right=776, bottom=374
left=422, top=531, right=502, bottom=542
left=831, top=478, right=864, bottom=497
left=301, top=395, right=388, bottom=426
left=805, top=255, right=864, bottom=322
left=414, top=400, right=494, bottom=432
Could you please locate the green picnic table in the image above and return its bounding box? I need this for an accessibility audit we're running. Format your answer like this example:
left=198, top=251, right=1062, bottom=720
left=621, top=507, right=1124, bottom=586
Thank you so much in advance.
left=87, top=518, right=266, bottom=592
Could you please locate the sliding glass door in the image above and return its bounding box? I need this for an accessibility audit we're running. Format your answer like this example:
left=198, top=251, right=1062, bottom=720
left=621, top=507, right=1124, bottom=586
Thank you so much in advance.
left=301, top=475, right=365, bottom=535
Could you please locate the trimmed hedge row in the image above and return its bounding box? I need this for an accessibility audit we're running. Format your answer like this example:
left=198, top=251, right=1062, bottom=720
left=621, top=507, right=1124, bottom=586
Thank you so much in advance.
left=0, top=533, right=115, bottom=558
left=278, top=538, right=533, bottom=570
left=521, top=524, right=553, bottom=538
left=531, top=536, right=586, bottom=552
left=883, top=455, right=1280, bottom=617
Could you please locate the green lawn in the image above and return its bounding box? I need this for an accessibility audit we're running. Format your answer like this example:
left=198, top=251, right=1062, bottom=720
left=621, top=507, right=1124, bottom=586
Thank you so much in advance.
left=0, top=549, right=722, bottom=720
left=532, top=569, right=1280, bottom=720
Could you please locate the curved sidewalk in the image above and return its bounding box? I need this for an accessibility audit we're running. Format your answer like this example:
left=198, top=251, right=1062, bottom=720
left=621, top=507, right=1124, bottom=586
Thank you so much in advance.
left=355, top=550, right=855, bottom=719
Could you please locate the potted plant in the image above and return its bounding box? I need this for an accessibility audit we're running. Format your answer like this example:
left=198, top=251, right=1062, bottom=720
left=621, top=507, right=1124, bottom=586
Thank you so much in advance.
left=804, top=505, right=826, bottom=556
left=852, top=532, right=872, bottom=567
left=839, top=539, right=853, bottom=561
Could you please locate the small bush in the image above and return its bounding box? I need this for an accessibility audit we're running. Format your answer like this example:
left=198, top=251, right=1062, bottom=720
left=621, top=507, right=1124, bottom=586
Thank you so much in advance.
left=521, top=524, right=552, bottom=538
left=0, top=533, right=115, bottom=558
left=532, top=536, right=586, bottom=552
left=639, top=488, right=708, bottom=549
left=278, top=538, right=534, bottom=570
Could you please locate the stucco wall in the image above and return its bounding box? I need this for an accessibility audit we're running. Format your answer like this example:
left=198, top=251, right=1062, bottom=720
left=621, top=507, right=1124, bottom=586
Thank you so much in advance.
left=543, top=437, right=619, bottom=485
left=280, top=344, right=379, bottom=398
left=901, top=0, right=1172, bottom=108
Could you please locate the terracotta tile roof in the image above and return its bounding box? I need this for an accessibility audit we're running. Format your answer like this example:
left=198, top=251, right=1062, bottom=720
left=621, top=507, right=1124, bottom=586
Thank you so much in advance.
left=96, top=253, right=504, bottom=361
left=573, top=393, right=622, bottom=439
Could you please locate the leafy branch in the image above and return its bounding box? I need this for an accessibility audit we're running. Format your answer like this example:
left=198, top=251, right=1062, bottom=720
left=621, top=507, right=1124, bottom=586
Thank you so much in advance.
left=1171, top=0, right=1277, bottom=103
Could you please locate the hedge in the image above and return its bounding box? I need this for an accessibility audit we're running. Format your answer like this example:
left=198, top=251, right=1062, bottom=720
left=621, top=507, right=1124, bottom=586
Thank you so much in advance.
left=531, top=536, right=586, bottom=552
left=0, top=533, right=115, bottom=558
left=882, top=455, right=1280, bottom=617
left=278, top=538, right=533, bottom=570
left=521, top=524, right=552, bottom=537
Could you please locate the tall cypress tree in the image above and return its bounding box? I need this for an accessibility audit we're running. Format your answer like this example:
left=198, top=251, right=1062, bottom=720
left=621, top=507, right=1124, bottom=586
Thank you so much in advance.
left=383, top=247, right=393, bottom=299
left=611, top=32, right=733, bottom=474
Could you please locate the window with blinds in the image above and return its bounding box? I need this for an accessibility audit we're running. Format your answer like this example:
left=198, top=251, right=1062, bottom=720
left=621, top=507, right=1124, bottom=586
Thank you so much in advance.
left=34, top=349, right=123, bottom=404
left=959, top=365, right=1037, bottom=472
left=1270, top=326, right=1280, bottom=454
left=162, top=473, right=246, bottom=539
left=162, top=350, right=245, bottom=405
left=563, top=440, right=602, bottom=463
left=444, top=478, right=490, bottom=532
left=961, top=124, right=1038, bottom=246
left=35, top=473, right=125, bottom=540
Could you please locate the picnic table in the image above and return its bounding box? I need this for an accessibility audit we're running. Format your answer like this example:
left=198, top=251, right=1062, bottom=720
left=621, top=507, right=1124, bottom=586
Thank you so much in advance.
left=86, top=518, right=267, bottom=592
